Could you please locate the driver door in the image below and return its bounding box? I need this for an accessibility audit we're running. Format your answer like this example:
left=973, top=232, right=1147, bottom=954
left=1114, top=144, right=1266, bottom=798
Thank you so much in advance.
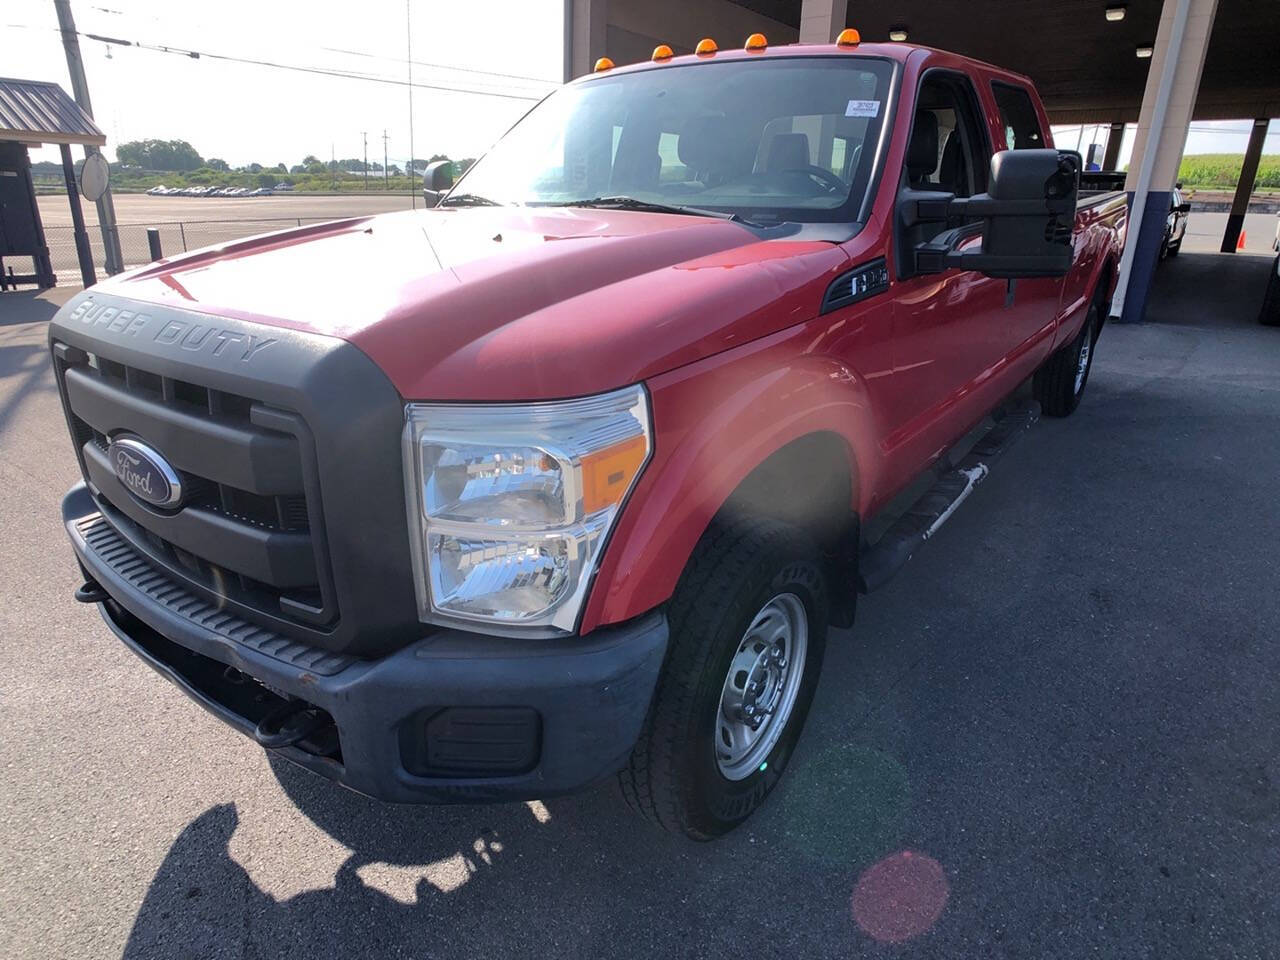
left=884, top=71, right=1008, bottom=477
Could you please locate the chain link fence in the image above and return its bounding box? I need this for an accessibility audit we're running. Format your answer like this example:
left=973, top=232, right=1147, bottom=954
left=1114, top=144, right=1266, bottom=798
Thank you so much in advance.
left=37, top=218, right=338, bottom=283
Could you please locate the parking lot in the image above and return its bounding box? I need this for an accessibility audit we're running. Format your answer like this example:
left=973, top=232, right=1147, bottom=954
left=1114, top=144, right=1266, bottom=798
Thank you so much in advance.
left=0, top=250, right=1276, bottom=958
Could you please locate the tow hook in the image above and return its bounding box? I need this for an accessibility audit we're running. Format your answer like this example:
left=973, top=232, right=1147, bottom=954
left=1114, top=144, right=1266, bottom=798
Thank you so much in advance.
left=253, top=699, right=331, bottom=749
left=74, top=580, right=110, bottom=604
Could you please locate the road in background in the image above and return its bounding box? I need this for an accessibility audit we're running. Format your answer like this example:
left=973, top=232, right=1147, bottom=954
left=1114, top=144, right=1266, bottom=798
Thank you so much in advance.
left=1178, top=210, right=1277, bottom=254
left=36, top=192, right=414, bottom=228
left=1, top=253, right=1277, bottom=958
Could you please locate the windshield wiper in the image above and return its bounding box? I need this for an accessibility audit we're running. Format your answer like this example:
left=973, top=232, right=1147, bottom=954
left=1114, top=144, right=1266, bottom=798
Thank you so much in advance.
left=439, top=193, right=502, bottom=207
left=554, top=196, right=755, bottom=224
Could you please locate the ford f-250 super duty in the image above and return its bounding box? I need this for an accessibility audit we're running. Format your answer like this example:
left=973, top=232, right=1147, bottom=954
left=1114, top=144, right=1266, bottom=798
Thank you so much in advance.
left=51, top=35, right=1125, bottom=839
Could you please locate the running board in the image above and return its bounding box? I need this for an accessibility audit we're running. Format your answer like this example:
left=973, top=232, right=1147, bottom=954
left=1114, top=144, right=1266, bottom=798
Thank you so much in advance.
left=857, top=400, right=1041, bottom=593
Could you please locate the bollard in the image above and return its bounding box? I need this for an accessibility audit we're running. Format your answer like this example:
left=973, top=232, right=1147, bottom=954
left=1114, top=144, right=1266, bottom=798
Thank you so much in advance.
left=147, top=228, right=163, bottom=262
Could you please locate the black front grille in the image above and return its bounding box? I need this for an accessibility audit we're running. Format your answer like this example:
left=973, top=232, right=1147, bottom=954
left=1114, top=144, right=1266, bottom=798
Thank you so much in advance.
left=53, top=342, right=337, bottom=634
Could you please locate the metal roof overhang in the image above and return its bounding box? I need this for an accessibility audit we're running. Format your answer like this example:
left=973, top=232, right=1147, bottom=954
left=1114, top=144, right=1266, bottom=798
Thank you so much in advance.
left=728, top=0, right=1280, bottom=122
left=0, top=77, right=106, bottom=147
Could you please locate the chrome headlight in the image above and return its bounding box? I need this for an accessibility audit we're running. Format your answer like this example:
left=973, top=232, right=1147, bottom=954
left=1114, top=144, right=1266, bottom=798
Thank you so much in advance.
left=402, top=385, right=651, bottom=634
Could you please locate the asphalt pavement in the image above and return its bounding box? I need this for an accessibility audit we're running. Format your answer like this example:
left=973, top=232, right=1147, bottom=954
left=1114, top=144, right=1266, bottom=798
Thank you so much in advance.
left=1, top=252, right=1277, bottom=959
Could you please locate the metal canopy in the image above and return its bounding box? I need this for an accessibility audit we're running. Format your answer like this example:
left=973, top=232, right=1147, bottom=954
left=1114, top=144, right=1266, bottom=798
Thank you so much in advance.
left=728, top=0, right=1280, bottom=122
left=0, top=77, right=106, bottom=147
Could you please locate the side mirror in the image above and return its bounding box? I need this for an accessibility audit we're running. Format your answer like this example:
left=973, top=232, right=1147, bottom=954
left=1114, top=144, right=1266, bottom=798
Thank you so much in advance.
left=901, top=149, right=1080, bottom=279
left=424, top=160, right=454, bottom=191
left=421, top=160, right=455, bottom=208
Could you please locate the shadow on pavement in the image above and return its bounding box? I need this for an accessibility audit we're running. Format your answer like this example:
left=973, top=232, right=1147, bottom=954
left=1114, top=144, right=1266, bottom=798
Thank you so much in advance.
left=1147, top=252, right=1273, bottom=327
left=0, top=290, right=65, bottom=328
left=121, top=729, right=925, bottom=958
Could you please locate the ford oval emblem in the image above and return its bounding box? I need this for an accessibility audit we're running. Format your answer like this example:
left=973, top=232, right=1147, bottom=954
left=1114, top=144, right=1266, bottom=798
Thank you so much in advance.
left=107, top=436, right=183, bottom=508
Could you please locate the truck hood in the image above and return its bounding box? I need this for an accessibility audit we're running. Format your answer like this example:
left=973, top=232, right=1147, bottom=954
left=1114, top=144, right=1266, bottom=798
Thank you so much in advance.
left=99, top=207, right=850, bottom=400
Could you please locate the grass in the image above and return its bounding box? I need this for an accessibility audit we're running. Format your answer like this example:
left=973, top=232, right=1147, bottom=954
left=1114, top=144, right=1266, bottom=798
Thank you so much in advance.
left=1177, top=153, right=1280, bottom=190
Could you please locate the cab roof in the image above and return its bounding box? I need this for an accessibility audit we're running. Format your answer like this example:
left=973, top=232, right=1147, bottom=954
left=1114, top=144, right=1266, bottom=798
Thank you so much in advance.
left=573, top=40, right=1036, bottom=91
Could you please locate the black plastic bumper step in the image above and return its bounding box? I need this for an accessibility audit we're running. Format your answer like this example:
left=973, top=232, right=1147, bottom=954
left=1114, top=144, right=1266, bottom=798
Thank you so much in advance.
left=858, top=400, right=1040, bottom=593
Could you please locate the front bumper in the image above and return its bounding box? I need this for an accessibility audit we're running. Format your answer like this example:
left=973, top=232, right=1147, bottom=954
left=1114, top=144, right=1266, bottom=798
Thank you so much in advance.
left=64, top=484, right=668, bottom=803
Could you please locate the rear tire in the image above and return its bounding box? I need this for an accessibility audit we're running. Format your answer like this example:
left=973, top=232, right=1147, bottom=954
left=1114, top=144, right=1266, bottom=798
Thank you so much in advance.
left=1034, top=302, right=1100, bottom=418
left=620, top=516, right=829, bottom=839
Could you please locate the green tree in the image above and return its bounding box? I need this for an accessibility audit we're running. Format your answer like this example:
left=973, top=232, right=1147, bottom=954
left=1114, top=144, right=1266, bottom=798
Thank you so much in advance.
left=256, top=172, right=279, bottom=188
left=206, top=157, right=230, bottom=171
left=115, top=139, right=204, bottom=171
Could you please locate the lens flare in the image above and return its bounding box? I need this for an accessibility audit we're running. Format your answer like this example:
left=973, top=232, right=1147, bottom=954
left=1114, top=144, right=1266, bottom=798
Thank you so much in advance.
left=851, top=850, right=949, bottom=943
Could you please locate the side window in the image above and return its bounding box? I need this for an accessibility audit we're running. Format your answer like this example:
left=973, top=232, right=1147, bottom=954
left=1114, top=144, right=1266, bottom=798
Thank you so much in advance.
left=991, top=83, right=1045, bottom=150
left=904, top=74, right=991, bottom=200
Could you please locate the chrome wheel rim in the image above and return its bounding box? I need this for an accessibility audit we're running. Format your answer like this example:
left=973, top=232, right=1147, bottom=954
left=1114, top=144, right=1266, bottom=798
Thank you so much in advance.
left=714, top=593, right=808, bottom=781
left=1074, top=323, right=1093, bottom=394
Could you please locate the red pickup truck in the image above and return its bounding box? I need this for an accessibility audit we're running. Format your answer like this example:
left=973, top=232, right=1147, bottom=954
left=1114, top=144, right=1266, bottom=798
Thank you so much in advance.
left=51, top=38, right=1125, bottom=839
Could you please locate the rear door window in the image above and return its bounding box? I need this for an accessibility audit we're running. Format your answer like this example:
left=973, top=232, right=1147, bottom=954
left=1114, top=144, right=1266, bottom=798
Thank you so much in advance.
left=991, top=83, right=1045, bottom=150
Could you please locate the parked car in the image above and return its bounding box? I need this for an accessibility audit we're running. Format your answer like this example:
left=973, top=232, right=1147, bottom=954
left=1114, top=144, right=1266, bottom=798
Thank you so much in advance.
left=49, top=37, right=1125, bottom=839
left=1161, top=183, right=1191, bottom=258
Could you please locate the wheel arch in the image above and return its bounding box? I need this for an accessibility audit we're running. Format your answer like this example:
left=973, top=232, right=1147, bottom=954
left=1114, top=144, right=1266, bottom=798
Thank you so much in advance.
left=580, top=358, right=876, bottom=634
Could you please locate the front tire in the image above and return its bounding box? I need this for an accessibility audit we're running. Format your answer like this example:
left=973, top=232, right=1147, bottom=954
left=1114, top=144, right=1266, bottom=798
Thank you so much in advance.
left=620, top=516, right=828, bottom=839
left=1034, top=302, right=1100, bottom=417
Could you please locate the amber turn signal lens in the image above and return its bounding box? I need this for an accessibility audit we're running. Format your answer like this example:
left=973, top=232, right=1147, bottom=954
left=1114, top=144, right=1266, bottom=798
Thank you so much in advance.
left=744, top=33, right=767, bottom=51
left=695, top=38, right=718, bottom=55
left=836, top=28, right=861, bottom=46
left=651, top=44, right=673, bottom=61
left=594, top=57, right=614, bottom=72
left=581, top=435, right=648, bottom=515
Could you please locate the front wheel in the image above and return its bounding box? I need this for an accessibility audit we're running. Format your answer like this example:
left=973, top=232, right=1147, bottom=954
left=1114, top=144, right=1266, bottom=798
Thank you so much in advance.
left=1034, top=302, right=1100, bottom=417
left=620, top=516, right=828, bottom=839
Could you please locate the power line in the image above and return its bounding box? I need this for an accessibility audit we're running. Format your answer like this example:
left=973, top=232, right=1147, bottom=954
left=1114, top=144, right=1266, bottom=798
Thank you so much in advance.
left=320, top=43, right=557, bottom=87
left=47, top=25, right=549, bottom=101
left=68, top=1, right=559, bottom=88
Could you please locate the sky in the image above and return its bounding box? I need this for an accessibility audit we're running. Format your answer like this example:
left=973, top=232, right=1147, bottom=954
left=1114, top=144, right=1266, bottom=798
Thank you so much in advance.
left=1051, top=121, right=1280, bottom=170
left=6, top=0, right=563, bottom=169
left=4, top=1, right=1276, bottom=172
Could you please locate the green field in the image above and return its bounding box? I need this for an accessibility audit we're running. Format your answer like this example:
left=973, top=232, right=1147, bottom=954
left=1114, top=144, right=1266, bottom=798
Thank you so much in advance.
left=1177, top=153, right=1280, bottom=190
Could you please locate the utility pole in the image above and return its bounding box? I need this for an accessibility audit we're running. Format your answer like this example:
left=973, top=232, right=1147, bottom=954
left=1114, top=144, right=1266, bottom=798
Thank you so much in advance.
left=330, top=142, right=335, bottom=191
left=54, top=0, right=124, bottom=276
left=382, top=130, right=389, bottom=190
left=406, top=0, right=416, bottom=208
left=361, top=130, right=368, bottom=190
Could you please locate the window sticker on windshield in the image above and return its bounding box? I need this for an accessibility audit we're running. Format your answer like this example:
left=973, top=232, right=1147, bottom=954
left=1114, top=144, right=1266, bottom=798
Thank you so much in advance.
left=845, top=100, right=881, bottom=118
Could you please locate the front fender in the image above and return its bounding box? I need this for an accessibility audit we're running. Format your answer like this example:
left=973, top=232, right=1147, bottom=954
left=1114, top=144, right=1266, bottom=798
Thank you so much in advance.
left=579, top=322, right=882, bottom=634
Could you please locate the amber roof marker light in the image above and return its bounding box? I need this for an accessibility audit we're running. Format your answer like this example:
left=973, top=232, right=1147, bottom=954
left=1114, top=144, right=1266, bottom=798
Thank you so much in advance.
left=695, top=38, right=718, bottom=56
left=594, top=57, right=614, bottom=72
left=744, top=33, right=767, bottom=52
left=836, top=28, right=861, bottom=46
left=652, top=44, right=673, bottom=62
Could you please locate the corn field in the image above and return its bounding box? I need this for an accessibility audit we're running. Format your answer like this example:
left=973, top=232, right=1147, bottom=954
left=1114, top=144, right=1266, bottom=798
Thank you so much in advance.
left=1177, top=153, right=1280, bottom=190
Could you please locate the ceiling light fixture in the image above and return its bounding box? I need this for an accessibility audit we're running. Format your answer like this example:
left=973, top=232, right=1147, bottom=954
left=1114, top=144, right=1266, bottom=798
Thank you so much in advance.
left=1136, top=44, right=1154, bottom=58
left=889, top=27, right=908, bottom=41
left=1105, top=5, right=1127, bottom=21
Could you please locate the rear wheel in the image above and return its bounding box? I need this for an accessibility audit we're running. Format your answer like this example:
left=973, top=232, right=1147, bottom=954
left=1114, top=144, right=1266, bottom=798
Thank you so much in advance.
left=620, top=516, right=828, bottom=839
left=1034, top=301, right=1100, bottom=417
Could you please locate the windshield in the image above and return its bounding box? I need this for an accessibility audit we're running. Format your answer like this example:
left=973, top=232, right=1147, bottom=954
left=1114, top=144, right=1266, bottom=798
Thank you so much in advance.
left=451, top=56, right=895, bottom=223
